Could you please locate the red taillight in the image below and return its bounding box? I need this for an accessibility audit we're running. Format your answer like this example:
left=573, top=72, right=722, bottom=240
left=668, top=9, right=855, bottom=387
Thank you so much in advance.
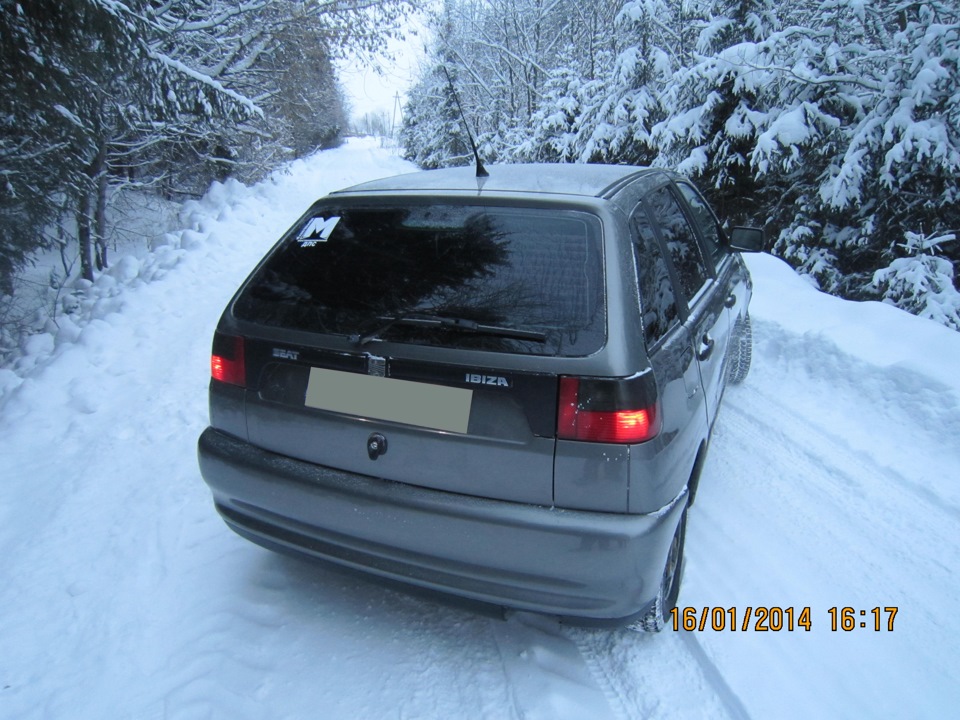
left=557, top=375, right=660, bottom=443
left=211, top=333, right=246, bottom=387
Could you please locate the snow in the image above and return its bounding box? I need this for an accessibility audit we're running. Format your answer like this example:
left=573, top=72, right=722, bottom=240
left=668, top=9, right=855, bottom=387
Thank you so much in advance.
left=872, top=251, right=960, bottom=331
left=1, top=139, right=959, bottom=719
left=52, top=103, right=85, bottom=129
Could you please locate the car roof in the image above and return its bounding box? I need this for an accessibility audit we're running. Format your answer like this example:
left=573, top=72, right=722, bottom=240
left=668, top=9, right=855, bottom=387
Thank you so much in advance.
left=332, top=163, right=668, bottom=200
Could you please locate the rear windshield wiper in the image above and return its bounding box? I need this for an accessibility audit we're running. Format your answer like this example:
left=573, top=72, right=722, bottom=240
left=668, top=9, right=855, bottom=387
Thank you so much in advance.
left=350, top=313, right=547, bottom=346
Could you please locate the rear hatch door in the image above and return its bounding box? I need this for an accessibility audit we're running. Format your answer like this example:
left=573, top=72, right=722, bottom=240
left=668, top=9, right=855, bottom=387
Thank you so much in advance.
left=243, top=342, right=559, bottom=504
left=230, top=199, right=606, bottom=505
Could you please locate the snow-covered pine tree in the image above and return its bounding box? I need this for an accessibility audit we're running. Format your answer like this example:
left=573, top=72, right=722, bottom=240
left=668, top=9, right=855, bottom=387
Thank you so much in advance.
left=862, top=1, right=960, bottom=324
left=574, top=0, right=677, bottom=166
left=151, top=0, right=410, bottom=188
left=401, top=59, right=474, bottom=169
left=514, top=50, right=610, bottom=163
left=254, top=15, right=350, bottom=159
left=0, top=0, right=70, bottom=294
left=764, top=0, right=894, bottom=293
left=2, top=0, right=413, bottom=292
left=652, top=0, right=782, bottom=224
left=872, top=232, right=960, bottom=331
left=771, top=0, right=959, bottom=313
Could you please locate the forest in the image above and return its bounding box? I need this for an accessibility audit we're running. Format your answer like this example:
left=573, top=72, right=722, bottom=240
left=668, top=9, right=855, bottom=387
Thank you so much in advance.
left=0, top=0, right=411, bottom=314
left=401, top=0, right=960, bottom=330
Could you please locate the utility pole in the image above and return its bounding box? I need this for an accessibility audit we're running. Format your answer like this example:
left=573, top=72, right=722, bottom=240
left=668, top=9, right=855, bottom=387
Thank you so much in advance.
left=391, top=91, right=402, bottom=144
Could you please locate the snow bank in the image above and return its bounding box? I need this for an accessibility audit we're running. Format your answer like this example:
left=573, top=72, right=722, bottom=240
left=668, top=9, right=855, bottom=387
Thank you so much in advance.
left=0, top=138, right=413, bottom=410
left=747, top=252, right=960, bottom=399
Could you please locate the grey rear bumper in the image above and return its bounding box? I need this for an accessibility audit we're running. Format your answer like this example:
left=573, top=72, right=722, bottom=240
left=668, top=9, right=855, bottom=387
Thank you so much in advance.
left=198, top=427, right=686, bottom=622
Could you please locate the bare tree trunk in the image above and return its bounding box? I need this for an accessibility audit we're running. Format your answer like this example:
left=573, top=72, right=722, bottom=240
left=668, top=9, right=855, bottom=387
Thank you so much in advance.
left=79, top=132, right=108, bottom=281
left=77, top=190, right=94, bottom=283
left=94, top=156, right=109, bottom=271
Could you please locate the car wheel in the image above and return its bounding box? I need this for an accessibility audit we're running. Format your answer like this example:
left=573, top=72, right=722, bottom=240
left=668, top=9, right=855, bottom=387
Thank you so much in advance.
left=727, top=313, right=752, bottom=385
left=633, top=507, right=686, bottom=633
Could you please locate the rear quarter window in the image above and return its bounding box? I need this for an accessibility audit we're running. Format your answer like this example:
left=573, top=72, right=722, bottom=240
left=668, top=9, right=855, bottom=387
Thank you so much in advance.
left=232, top=202, right=606, bottom=357
left=675, top=182, right=725, bottom=266
left=632, top=205, right=681, bottom=348
left=645, top=186, right=709, bottom=304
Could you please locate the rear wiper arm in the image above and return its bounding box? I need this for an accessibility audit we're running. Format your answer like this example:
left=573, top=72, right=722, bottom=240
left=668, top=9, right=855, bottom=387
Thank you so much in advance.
left=440, top=317, right=548, bottom=343
left=350, top=313, right=439, bottom=346
left=350, top=313, right=547, bottom=346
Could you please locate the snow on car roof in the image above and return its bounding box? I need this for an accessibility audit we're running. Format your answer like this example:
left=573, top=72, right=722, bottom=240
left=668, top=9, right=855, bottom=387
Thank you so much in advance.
left=332, top=162, right=663, bottom=198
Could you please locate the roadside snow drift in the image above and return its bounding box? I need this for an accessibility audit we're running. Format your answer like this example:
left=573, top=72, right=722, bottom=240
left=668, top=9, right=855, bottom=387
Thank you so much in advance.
left=1, top=138, right=958, bottom=719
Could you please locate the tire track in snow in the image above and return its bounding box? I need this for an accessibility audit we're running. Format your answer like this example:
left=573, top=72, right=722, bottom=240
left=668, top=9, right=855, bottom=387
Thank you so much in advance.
left=155, top=564, right=311, bottom=720
left=722, top=374, right=960, bottom=553
left=676, top=631, right=752, bottom=720
left=725, top=394, right=960, bottom=525
left=673, top=317, right=960, bottom=719
left=566, top=626, right=741, bottom=720
left=489, top=613, right=619, bottom=720
left=706, top=316, right=960, bottom=614
left=713, top=390, right=960, bottom=642
left=745, top=318, right=960, bottom=510
left=570, top=630, right=636, bottom=720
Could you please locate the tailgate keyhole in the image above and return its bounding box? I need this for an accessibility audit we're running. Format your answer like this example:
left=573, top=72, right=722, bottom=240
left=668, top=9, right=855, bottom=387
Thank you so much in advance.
left=367, top=433, right=388, bottom=460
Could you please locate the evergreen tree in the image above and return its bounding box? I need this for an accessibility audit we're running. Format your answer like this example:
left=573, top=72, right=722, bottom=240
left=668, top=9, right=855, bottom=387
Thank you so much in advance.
left=517, top=57, right=607, bottom=163
left=401, top=60, right=472, bottom=168
left=1, top=0, right=412, bottom=295
left=1, top=0, right=256, bottom=287
left=770, top=0, right=959, bottom=308
left=653, top=0, right=781, bottom=223
left=575, top=0, right=675, bottom=165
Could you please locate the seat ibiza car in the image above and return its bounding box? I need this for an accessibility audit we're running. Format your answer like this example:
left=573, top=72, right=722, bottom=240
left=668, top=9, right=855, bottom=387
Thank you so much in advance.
left=198, top=163, right=762, bottom=630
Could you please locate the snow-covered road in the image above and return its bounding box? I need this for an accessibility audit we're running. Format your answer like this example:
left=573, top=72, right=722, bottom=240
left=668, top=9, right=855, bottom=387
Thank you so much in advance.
left=1, top=139, right=957, bottom=719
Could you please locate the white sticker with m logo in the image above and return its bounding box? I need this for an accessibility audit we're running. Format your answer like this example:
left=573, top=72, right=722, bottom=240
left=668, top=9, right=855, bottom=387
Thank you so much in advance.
left=296, top=215, right=341, bottom=247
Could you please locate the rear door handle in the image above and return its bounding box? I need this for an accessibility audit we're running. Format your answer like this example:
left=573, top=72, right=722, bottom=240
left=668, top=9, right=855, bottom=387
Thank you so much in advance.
left=725, top=294, right=737, bottom=308
left=697, top=334, right=714, bottom=361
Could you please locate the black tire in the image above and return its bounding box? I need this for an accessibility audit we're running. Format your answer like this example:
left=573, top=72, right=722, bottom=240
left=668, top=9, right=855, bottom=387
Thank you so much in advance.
left=727, top=314, right=752, bottom=385
left=634, top=508, right=687, bottom=633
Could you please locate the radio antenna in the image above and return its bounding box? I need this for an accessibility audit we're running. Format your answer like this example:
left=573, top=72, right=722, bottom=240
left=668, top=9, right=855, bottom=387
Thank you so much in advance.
left=442, top=66, right=489, bottom=178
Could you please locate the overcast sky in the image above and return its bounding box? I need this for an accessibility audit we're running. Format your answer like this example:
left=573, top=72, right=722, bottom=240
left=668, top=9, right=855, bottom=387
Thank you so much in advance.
left=337, top=11, right=431, bottom=123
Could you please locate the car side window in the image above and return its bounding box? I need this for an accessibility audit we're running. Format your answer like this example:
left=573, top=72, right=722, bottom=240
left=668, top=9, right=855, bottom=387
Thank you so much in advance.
left=632, top=204, right=680, bottom=347
left=645, top=185, right=709, bottom=303
left=675, top=182, right=724, bottom=265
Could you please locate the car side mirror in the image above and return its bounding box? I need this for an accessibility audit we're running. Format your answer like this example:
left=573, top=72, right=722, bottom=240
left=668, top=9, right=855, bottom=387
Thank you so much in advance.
left=729, top=226, right=764, bottom=253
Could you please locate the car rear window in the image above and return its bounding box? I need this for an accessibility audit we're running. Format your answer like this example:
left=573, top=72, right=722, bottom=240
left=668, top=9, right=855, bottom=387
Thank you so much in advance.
left=232, top=202, right=605, bottom=357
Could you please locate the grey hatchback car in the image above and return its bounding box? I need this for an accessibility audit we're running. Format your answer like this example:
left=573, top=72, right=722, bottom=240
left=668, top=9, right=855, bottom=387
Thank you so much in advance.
left=198, top=163, right=762, bottom=631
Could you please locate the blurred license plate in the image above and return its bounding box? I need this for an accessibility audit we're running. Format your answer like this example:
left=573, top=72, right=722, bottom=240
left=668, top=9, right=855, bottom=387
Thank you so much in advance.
left=304, top=368, right=473, bottom=433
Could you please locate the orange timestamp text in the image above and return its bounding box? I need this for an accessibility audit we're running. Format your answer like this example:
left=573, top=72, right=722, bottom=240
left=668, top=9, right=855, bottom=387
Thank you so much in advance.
left=669, top=606, right=899, bottom=632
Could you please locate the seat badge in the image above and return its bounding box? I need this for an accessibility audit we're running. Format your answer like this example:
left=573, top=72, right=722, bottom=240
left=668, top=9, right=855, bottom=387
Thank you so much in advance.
left=366, top=354, right=386, bottom=377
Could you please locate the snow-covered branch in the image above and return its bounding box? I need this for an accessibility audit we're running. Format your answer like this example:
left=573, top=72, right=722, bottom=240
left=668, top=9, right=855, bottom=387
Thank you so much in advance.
left=149, top=51, right=263, bottom=116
